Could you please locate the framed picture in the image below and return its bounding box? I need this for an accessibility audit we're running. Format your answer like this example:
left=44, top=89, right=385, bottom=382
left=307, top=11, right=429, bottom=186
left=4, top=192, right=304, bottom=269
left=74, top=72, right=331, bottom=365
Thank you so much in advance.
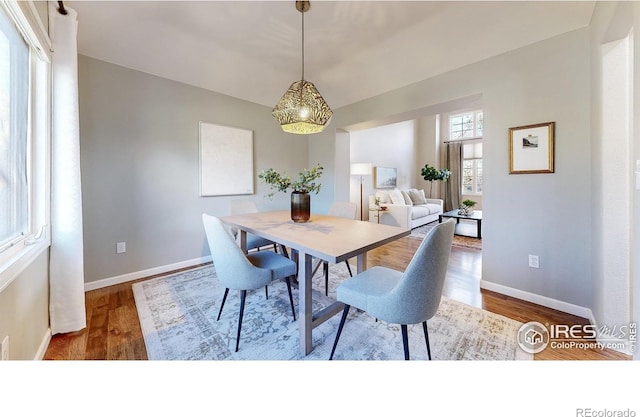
left=199, top=122, right=254, bottom=196
left=374, top=167, right=397, bottom=189
left=509, top=122, right=555, bottom=174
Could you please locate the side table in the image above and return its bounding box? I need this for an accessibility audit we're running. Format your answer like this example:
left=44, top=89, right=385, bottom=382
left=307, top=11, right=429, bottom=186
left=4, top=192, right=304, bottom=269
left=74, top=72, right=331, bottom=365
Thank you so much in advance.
left=368, top=208, right=388, bottom=224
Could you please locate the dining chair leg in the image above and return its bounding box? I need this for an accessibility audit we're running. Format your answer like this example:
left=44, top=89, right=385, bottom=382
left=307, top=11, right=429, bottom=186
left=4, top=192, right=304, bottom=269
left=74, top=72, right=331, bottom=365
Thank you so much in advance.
left=235, top=290, right=247, bottom=352
left=265, top=285, right=268, bottom=299
left=329, top=304, right=351, bottom=360
left=285, top=276, right=296, bottom=321
left=401, top=324, right=410, bottom=360
left=217, top=288, right=230, bottom=321
left=422, top=321, right=432, bottom=360
left=344, top=261, right=353, bottom=277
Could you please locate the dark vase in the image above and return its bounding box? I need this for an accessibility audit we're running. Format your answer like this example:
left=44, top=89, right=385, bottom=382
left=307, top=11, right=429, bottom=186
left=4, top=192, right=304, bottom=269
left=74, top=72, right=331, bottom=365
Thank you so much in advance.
left=291, top=191, right=311, bottom=223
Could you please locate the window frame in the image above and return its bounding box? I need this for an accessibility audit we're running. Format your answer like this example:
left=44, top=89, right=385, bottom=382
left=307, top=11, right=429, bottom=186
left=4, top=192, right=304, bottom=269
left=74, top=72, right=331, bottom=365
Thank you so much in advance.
left=449, top=109, right=483, bottom=141
left=462, top=157, right=483, bottom=196
left=449, top=109, right=483, bottom=197
left=0, top=0, right=51, bottom=292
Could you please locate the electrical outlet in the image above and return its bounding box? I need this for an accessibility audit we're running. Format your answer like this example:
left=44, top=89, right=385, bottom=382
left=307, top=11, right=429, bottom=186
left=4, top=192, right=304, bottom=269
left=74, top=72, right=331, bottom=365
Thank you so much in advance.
left=528, top=255, right=540, bottom=268
left=1, top=336, right=9, bottom=360
left=116, top=242, right=126, bottom=254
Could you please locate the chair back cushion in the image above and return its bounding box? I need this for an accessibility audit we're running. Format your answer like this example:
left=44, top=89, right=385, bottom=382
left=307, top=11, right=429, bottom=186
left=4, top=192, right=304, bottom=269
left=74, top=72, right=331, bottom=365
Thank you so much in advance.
left=202, top=214, right=271, bottom=290
left=373, top=219, right=454, bottom=324
left=329, top=201, right=357, bottom=219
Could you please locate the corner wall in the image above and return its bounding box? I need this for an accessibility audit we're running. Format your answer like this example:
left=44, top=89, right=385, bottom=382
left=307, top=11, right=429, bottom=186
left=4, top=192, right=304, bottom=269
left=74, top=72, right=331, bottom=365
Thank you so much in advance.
left=78, top=56, right=309, bottom=285
left=590, top=1, right=639, bottom=351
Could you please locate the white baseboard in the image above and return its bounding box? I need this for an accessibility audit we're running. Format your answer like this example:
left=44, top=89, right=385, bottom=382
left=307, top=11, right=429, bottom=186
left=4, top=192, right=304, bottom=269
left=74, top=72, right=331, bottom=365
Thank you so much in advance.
left=35, top=328, right=51, bottom=360
left=480, top=279, right=593, bottom=319
left=84, top=256, right=212, bottom=292
left=585, top=311, right=634, bottom=355
left=480, top=280, right=633, bottom=355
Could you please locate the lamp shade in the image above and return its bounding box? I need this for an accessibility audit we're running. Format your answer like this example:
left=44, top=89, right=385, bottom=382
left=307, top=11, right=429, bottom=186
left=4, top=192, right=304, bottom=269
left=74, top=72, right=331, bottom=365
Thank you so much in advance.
left=272, top=80, right=333, bottom=134
left=351, top=163, right=372, bottom=176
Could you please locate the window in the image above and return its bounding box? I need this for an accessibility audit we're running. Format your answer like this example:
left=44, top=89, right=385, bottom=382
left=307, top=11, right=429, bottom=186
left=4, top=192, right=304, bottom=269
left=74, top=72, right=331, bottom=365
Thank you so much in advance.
left=0, top=1, right=50, bottom=290
left=450, top=110, right=483, bottom=140
left=449, top=110, right=483, bottom=196
left=0, top=6, right=29, bottom=252
left=462, top=142, right=483, bottom=195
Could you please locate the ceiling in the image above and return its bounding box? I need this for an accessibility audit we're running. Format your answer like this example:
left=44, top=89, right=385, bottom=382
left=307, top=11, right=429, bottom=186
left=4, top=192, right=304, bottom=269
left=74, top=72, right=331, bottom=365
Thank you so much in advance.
left=67, top=1, right=596, bottom=109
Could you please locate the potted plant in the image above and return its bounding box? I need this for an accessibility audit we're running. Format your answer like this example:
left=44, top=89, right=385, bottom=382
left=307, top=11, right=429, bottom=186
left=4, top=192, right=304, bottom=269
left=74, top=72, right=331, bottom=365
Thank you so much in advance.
left=458, top=199, right=476, bottom=216
left=258, top=164, right=323, bottom=223
left=420, top=164, right=451, bottom=197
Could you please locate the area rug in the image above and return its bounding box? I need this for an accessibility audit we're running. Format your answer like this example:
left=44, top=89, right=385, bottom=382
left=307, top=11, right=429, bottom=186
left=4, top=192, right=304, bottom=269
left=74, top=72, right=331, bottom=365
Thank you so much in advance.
left=132, top=262, right=529, bottom=360
left=411, top=221, right=482, bottom=250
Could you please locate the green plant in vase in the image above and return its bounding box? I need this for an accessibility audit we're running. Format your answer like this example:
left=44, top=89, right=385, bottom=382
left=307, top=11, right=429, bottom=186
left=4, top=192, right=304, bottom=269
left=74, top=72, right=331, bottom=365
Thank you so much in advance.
left=458, top=199, right=477, bottom=216
left=258, top=164, right=323, bottom=223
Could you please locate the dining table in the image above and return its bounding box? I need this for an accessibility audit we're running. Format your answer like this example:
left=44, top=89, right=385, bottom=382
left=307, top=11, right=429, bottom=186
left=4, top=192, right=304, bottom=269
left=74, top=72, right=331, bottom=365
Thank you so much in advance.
left=219, top=210, right=410, bottom=355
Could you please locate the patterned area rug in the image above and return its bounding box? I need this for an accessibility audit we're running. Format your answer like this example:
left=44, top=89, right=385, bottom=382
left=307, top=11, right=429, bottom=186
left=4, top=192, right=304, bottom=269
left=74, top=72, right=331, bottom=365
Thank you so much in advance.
left=132, top=262, right=530, bottom=360
left=411, top=221, right=482, bottom=250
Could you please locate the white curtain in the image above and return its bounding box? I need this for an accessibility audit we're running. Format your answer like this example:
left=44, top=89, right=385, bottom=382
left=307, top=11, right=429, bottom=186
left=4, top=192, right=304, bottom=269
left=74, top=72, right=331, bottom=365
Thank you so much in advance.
left=49, top=4, right=86, bottom=334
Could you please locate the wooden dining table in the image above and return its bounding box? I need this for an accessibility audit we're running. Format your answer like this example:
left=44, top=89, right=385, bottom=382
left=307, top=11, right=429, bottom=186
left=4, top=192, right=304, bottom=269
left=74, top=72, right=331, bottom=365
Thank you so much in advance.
left=219, top=210, right=411, bottom=355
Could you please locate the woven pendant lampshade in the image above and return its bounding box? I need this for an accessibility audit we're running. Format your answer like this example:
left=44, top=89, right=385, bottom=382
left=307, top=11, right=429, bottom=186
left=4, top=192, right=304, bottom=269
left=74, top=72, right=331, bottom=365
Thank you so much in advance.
left=272, top=1, right=332, bottom=134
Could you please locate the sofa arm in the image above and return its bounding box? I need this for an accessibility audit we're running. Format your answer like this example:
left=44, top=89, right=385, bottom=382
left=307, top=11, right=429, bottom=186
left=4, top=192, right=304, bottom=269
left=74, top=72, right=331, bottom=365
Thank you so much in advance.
left=378, top=204, right=411, bottom=228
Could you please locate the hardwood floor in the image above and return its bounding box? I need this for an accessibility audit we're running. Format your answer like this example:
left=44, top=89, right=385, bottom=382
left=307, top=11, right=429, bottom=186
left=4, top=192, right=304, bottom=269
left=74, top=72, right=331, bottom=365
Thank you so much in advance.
left=44, top=236, right=630, bottom=360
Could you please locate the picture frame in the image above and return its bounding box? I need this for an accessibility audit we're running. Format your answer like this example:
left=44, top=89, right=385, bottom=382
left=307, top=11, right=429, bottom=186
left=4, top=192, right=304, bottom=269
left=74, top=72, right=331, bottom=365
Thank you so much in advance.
left=509, top=122, right=555, bottom=174
left=374, top=166, right=397, bottom=189
left=199, top=122, right=254, bottom=196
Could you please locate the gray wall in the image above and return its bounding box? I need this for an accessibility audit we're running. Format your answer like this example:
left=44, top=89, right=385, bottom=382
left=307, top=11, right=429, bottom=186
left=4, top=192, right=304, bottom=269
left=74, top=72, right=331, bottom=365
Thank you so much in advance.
left=78, top=56, right=310, bottom=284
left=350, top=120, right=417, bottom=219
left=0, top=250, right=50, bottom=359
left=312, top=28, right=593, bottom=309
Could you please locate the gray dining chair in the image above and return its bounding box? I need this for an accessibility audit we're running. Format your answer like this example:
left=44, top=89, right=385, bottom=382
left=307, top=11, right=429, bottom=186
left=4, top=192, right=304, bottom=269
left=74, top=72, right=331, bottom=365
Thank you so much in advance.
left=228, top=199, right=279, bottom=253
left=229, top=199, right=289, bottom=299
left=314, top=201, right=357, bottom=296
left=202, top=213, right=297, bottom=352
left=329, top=219, right=455, bottom=360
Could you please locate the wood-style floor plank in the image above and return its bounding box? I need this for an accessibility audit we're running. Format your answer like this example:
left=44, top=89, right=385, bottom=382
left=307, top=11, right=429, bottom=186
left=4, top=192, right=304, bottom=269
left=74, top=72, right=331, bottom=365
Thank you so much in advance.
left=44, top=237, right=630, bottom=360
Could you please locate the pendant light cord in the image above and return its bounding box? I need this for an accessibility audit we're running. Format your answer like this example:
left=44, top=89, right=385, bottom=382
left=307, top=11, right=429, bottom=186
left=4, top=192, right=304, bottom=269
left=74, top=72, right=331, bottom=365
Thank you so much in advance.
left=301, top=7, right=305, bottom=82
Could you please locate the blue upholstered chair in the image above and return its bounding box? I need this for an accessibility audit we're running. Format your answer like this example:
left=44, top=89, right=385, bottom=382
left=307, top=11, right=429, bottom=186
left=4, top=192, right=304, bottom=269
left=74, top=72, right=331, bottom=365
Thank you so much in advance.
left=228, top=200, right=278, bottom=253
left=229, top=199, right=288, bottom=299
left=315, top=201, right=357, bottom=295
left=329, top=219, right=455, bottom=360
left=202, top=214, right=297, bottom=352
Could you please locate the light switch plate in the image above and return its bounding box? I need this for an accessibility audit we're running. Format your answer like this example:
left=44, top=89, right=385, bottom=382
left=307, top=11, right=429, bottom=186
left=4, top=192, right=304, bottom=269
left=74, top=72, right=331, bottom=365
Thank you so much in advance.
left=116, top=242, right=126, bottom=254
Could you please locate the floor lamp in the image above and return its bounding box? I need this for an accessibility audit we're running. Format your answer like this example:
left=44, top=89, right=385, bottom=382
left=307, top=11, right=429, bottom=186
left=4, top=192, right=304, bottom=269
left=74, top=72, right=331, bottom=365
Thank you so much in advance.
left=351, top=163, right=372, bottom=221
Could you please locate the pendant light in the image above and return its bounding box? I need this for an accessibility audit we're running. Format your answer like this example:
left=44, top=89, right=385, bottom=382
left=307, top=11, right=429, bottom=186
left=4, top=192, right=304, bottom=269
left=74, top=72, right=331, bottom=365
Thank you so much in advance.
left=272, top=1, right=332, bottom=134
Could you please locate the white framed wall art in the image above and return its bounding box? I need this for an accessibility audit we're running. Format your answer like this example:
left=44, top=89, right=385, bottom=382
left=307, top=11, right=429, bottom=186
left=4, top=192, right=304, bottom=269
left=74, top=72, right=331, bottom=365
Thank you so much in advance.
left=199, top=122, right=254, bottom=196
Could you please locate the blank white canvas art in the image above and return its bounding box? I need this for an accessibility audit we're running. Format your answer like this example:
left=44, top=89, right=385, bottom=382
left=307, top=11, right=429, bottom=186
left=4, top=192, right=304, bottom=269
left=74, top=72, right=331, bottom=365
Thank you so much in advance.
left=199, top=122, right=254, bottom=196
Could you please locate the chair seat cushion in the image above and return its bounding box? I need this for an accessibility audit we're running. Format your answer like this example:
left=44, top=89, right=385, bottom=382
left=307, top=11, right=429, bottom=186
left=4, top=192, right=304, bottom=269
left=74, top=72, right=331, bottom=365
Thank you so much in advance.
left=247, top=251, right=297, bottom=281
left=336, top=266, right=403, bottom=313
